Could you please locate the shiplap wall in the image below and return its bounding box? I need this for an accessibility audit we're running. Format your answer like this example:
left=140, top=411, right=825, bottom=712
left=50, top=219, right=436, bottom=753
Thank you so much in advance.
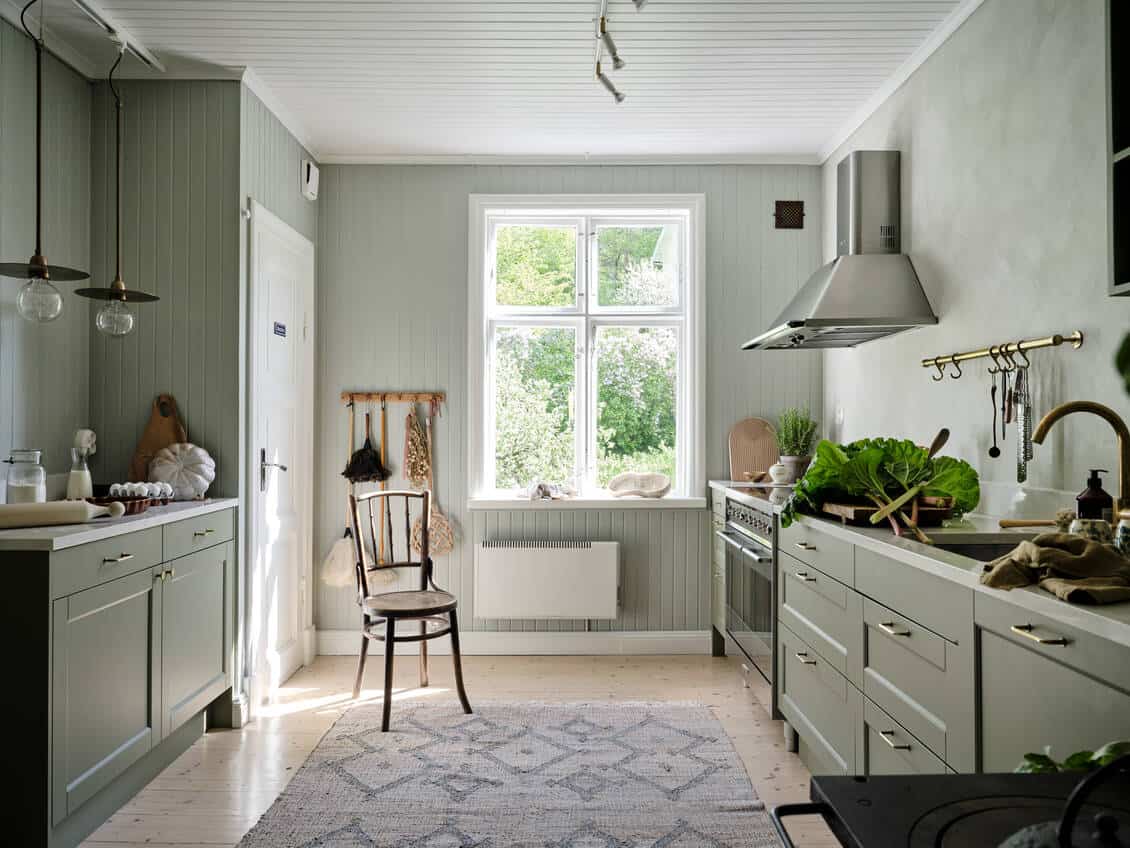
left=88, top=80, right=241, bottom=495
left=0, top=20, right=91, bottom=483
left=316, top=164, right=823, bottom=632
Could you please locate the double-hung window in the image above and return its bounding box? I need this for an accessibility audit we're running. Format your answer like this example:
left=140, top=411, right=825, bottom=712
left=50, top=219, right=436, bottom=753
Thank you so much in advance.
left=468, top=195, right=704, bottom=505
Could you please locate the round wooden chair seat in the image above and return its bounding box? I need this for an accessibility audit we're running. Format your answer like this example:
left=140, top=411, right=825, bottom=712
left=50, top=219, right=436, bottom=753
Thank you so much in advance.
left=362, top=589, right=456, bottom=617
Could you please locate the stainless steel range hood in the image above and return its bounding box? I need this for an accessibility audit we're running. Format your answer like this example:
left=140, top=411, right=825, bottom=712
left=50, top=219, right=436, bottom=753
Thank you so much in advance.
left=743, top=150, right=937, bottom=351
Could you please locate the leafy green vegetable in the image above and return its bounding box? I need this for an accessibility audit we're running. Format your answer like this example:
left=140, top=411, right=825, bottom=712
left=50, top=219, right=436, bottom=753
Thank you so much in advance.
left=1015, top=741, right=1130, bottom=774
left=780, top=436, right=981, bottom=543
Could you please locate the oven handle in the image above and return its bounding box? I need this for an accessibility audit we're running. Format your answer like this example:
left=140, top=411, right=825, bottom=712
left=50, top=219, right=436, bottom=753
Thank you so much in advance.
left=715, top=530, right=772, bottom=563
left=770, top=802, right=832, bottom=848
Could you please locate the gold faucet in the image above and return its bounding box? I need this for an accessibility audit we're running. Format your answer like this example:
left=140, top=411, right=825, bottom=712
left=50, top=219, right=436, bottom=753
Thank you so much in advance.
left=1032, top=401, right=1130, bottom=513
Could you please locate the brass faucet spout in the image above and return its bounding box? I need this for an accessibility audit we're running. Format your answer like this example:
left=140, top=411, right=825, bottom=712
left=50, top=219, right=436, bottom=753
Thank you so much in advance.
left=1031, top=401, right=1130, bottom=513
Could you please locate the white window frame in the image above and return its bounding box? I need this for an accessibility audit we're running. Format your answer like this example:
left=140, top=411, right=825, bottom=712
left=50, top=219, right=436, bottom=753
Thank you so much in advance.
left=467, top=194, right=705, bottom=510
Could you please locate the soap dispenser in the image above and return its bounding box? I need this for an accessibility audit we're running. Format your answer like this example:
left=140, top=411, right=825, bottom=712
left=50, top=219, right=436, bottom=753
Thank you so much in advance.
left=1077, top=469, right=1114, bottom=520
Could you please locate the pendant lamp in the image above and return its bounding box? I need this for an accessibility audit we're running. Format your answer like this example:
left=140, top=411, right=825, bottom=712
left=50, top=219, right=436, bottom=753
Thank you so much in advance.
left=75, top=40, right=158, bottom=337
left=0, top=0, right=91, bottom=323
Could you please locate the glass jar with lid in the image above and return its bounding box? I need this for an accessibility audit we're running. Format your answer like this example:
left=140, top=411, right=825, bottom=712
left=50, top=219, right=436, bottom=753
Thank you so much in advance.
left=5, top=449, right=47, bottom=504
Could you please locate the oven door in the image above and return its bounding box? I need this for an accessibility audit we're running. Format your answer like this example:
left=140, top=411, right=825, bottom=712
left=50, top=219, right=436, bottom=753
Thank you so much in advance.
left=720, top=527, right=774, bottom=684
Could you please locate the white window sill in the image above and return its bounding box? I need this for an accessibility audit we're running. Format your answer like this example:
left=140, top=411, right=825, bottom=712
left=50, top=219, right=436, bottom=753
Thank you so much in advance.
left=467, top=494, right=707, bottom=511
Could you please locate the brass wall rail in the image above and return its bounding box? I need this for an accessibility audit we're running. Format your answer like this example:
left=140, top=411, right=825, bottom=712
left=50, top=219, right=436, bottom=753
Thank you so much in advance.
left=342, top=391, right=446, bottom=405
left=921, top=331, right=1084, bottom=373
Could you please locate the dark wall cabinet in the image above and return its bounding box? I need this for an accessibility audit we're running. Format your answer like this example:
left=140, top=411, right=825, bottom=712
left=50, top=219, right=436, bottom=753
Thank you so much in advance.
left=10, top=507, right=236, bottom=848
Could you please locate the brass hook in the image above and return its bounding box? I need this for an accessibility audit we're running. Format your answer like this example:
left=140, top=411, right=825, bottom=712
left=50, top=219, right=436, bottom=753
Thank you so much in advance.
left=987, top=346, right=1002, bottom=374
left=949, top=355, right=962, bottom=379
left=1013, top=344, right=1031, bottom=369
left=932, top=360, right=946, bottom=382
left=1000, top=346, right=1017, bottom=372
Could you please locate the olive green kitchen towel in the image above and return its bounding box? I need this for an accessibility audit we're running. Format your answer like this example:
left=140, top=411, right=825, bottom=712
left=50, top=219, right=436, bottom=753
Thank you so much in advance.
left=981, top=532, right=1130, bottom=604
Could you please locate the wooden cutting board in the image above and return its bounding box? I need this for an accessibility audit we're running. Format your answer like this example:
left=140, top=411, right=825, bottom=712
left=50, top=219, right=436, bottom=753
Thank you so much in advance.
left=822, top=501, right=952, bottom=527
left=129, top=394, right=187, bottom=481
left=728, top=417, right=779, bottom=481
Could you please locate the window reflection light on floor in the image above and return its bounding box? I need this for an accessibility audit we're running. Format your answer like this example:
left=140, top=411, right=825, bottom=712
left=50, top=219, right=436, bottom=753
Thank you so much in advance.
left=254, top=684, right=451, bottom=718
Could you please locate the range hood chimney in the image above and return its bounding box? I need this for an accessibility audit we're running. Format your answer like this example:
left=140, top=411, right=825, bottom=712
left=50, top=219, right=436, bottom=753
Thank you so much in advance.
left=742, top=150, right=937, bottom=350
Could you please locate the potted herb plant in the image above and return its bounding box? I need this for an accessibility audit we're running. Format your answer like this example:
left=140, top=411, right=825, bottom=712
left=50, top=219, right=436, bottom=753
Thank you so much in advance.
left=777, top=407, right=819, bottom=483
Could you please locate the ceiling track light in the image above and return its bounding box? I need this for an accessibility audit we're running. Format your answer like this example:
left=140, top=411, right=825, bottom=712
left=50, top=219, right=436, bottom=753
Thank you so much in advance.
left=593, top=0, right=637, bottom=103
left=599, top=17, right=624, bottom=70
left=0, top=0, right=92, bottom=324
left=75, top=36, right=159, bottom=337
left=596, top=62, right=625, bottom=103
left=632, top=0, right=647, bottom=8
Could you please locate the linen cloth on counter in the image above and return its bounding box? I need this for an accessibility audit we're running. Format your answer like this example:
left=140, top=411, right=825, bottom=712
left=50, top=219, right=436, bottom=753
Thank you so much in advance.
left=980, top=532, right=1130, bottom=604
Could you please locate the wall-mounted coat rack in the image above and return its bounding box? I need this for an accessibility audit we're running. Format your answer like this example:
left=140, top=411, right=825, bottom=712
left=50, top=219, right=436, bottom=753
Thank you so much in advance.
left=341, top=391, right=445, bottom=406
left=920, top=331, right=1084, bottom=379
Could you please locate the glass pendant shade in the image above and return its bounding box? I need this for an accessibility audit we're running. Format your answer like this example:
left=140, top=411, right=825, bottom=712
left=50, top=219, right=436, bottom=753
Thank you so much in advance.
left=95, top=299, right=134, bottom=336
left=16, top=278, right=63, bottom=322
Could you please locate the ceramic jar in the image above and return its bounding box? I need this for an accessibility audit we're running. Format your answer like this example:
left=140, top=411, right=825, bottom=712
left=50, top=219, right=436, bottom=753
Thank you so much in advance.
left=1068, top=518, right=1115, bottom=546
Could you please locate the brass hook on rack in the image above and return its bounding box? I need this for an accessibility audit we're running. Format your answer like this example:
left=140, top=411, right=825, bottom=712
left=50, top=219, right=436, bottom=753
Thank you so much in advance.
left=1013, top=344, right=1031, bottom=369
left=948, top=355, right=962, bottom=379
left=999, top=346, right=1017, bottom=372
left=932, top=360, right=946, bottom=382
left=987, top=346, right=1002, bottom=374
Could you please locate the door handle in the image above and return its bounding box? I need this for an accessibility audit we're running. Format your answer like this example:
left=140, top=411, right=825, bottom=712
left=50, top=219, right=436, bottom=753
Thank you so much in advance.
left=193, top=528, right=215, bottom=538
left=793, top=571, right=817, bottom=582
left=879, top=621, right=911, bottom=637
left=795, top=541, right=817, bottom=552
left=794, top=651, right=817, bottom=665
left=1010, top=623, right=1068, bottom=646
left=260, top=447, right=289, bottom=492
left=102, top=552, right=134, bottom=564
left=879, top=730, right=911, bottom=751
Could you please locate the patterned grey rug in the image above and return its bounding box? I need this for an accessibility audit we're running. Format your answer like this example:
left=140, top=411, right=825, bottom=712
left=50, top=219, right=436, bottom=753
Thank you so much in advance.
left=238, top=701, right=780, bottom=847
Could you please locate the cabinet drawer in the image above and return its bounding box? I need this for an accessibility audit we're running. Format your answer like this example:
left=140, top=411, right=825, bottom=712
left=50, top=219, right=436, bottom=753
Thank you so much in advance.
left=778, top=622, right=860, bottom=775
left=855, top=547, right=971, bottom=643
left=50, top=527, right=164, bottom=598
left=778, top=551, right=862, bottom=678
left=861, top=597, right=952, bottom=762
left=975, top=590, right=1130, bottom=695
left=860, top=697, right=947, bottom=776
left=779, top=520, right=854, bottom=586
left=163, top=508, right=234, bottom=561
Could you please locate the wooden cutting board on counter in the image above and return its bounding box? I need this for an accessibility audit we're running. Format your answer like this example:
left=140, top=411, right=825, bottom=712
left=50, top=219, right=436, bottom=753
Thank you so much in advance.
left=728, top=417, right=778, bottom=481
left=129, top=394, right=187, bottom=481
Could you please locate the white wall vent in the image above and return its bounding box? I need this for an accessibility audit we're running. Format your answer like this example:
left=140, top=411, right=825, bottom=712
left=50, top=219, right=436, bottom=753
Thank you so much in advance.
left=474, top=541, right=619, bottom=619
left=300, top=158, right=319, bottom=200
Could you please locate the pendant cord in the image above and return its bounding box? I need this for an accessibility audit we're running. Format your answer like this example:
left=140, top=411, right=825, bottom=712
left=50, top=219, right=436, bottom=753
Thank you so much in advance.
left=109, top=49, right=124, bottom=284
left=21, top=0, right=42, bottom=258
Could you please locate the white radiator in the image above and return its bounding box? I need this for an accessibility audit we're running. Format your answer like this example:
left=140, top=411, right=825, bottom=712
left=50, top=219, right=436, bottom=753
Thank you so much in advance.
left=474, top=540, right=620, bottom=619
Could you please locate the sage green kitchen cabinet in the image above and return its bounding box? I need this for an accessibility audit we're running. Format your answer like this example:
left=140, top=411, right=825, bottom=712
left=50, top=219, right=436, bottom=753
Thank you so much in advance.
left=51, top=567, right=162, bottom=824
left=858, top=696, right=947, bottom=776
left=975, top=591, right=1130, bottom=772
left=710, top=490, right=727, bottom=654
left=6, top=504, right=237, bottom=848
left=160, top=542, right=234, bottom=738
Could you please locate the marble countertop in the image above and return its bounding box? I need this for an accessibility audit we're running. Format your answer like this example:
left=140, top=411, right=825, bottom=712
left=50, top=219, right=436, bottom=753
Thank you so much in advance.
left=0, top=498, right=239, bottom=552
left=709, top=480, right=1130, bottom=647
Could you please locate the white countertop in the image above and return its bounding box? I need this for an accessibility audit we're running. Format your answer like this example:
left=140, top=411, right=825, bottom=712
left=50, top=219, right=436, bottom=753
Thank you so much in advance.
left=709, top=480, right=1130, bottom=648
left=0, top=498, right=239, bottom=552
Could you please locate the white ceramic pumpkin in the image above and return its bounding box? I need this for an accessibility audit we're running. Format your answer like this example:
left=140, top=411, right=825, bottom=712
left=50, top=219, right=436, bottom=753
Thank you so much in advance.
left=148, top=442, right=216, bottom=500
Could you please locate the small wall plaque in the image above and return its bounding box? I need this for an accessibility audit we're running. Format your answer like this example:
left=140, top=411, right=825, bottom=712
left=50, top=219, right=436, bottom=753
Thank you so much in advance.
left=273, top=322, right=287, bottom=337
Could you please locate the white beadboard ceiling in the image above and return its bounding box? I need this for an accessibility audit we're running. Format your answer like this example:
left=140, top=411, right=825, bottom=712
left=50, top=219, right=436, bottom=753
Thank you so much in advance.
left=15, top=0, right=979, bottom=162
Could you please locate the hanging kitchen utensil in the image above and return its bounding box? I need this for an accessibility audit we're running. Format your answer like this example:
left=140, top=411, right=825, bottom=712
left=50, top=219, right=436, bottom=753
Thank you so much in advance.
left=0, top=1, right=90, bottom=325
left=412, top=400, right=454, bottom=556
left=1015, top=366, right=1028, bottom=482
left=342, top=409, right=389, bottom=483
left=404, top=404, right=431, bottom=489
left=130, top=394, right=188, bottom=481
left=378, top=398, right=389, bottom=565
left=74, top=40, right=159, bottom=336
left=989, top=382, right=1001, bottom=458
left=322, top=402, right=357, bottom=588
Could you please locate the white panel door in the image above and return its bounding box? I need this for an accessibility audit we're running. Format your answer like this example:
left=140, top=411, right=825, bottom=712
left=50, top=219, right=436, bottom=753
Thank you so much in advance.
left=249, top=201, right=314, bottom=706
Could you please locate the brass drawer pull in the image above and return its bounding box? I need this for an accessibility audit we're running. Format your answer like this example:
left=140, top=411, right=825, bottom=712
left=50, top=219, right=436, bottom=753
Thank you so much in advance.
left=1010, top=623, right=1068, bottom=646
left=794, top=651, right=817, bottom=665
left=794, top=571, right=817, bottom=582
left=193, top=528, right=215, bottom=538
left=879, top=730, right=911, bottom=751
left=795, top=542, right=817, bottom=551
left=102, top=552, right=134, bottom=564
left=879, top=621, right=910, bottom=637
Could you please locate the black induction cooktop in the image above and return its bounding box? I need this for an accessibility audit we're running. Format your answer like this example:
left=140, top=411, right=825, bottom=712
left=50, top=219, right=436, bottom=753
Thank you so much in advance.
left=772, top=769, right=1130, bottom=848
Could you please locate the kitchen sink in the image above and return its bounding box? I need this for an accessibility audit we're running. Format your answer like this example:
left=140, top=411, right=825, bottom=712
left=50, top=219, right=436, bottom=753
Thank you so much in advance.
left=932, top=541, right=1019, bottom=562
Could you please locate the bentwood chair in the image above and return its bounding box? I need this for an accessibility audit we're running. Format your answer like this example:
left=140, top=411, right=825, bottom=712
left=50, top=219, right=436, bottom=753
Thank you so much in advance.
left=348, top=489, right=472, bottom=731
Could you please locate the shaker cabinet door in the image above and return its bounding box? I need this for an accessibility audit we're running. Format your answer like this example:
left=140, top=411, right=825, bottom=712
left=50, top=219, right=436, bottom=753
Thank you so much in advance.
left=161, top=543, right=233, bottom=738
left=52, top=568, right=161, bottom=824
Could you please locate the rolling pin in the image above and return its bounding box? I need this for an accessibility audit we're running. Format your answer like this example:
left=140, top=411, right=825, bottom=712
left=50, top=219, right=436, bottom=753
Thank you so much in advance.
left=998, top=518, right=1055, bottom=529
left=0, top=500, right=126, bottom=530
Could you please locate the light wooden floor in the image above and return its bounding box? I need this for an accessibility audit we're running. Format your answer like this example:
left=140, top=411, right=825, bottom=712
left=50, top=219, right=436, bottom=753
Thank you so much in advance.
left=81, top=653, right=837, bottom=847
